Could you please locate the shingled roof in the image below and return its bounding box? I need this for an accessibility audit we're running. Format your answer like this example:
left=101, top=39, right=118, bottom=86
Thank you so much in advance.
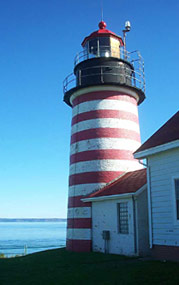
left=86, top=168, right=147, bottom=199
left=134, top=111, right=179, bottom=154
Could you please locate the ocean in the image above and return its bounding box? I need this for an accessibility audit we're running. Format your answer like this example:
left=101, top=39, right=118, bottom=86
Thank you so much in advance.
left=0, top=221, right=67, bottom=257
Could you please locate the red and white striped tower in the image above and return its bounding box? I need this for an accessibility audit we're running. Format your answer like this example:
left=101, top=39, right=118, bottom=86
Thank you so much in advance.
left=63, top=21, right=145, bottom=252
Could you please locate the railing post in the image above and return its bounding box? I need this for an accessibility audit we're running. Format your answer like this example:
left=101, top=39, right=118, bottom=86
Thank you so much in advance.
left=142, top=61, right=145, bottom=92
left=100, top=66, right=103, bottom=83
left=133, top=70, right=136, bottom=87
left=97, top=39, right=100, bottom=57
left=79, top=70, right=81, bottom=86
left=124, top=64, right=126, bottom=84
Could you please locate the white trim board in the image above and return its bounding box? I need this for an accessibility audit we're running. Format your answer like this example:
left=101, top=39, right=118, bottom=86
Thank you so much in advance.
left=134, top=140, right=179, bottom=159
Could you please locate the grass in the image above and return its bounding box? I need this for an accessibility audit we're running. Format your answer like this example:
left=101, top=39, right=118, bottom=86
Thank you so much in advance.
left=0, top=248, right=179, bottom=285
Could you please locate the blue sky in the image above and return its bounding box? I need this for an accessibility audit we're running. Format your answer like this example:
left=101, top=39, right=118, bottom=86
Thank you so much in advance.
left=0, top=0, right=179, bottom=218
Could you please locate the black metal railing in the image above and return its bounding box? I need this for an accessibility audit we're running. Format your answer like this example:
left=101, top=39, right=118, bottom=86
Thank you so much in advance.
left=63, top=62, right=145, bottom=94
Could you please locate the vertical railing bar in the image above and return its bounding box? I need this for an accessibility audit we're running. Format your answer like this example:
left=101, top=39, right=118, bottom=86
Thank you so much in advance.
left=79, top=70, right=81, bottom=86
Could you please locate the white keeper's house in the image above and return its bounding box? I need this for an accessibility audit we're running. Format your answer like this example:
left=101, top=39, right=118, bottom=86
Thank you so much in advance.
left=134, top=111, right=179, bottom=261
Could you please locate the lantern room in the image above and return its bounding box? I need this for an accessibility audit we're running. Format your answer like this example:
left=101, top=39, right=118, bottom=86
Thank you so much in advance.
left=81, top=21, right=124, bottom=59
left=63, top=21, right=145, bottom=107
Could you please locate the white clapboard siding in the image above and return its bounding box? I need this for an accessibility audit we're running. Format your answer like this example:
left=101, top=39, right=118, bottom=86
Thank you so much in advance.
left=153, top=217, right=171, bottom=225
left=150, top=180, right=170, bottom=187
left=153, top=234, right=179, bottom=240
left=150, top=176, right=170, bottom=183
left=152, top=201, right=171, bottom=208
left=152, top=206, right=171, bottom=212
left=153, top=239, right=179, bottom=246
left=151, top=195, right=171, bottom=202
left=153, top=229, right=179, bottom=236
left=149, top=150, right=179, bottom=162
left=151, top=190, right=169, bottom=198
left=152, top=212, right=172, bottom=219
left=151, top=166, right=179, bottom=177
left=148, top=148, right=179, bottom=246
left=150, top=185, right=169, bottom=193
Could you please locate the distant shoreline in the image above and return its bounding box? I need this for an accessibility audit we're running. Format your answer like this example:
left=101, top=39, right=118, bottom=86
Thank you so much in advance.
left=0, top=218, right=67, bottom=222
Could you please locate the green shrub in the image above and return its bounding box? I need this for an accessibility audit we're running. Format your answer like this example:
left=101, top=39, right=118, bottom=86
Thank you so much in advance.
left=0, top=253, right=5, bottom=258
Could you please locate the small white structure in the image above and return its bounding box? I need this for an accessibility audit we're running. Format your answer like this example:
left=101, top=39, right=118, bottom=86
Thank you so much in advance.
left=134, top=111, right=179, bottom=261
left=82, top=168, right=149, bottom=256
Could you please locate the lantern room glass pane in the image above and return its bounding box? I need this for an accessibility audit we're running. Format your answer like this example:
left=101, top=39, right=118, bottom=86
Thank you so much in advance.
left=89, top=39, right=97, bottom=54
left=99, top=37, right=110, bottom=47
left=88, top=38, right=111, bottom=57
left=99, top=37, right=110, bottom=57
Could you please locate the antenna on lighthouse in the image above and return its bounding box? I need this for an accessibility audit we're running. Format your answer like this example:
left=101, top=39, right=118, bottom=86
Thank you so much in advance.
left=123, top=20, right=131, bottom=59
left=101, top=0, right=104, bottom=21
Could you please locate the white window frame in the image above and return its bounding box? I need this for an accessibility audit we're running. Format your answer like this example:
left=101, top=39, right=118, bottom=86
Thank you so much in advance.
left=172, top=175, right=179, bottom=226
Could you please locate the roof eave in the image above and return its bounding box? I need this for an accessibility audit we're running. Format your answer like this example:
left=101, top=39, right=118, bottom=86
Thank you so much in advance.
left=82, top=184, right=147, bottom=202
left=134, top=140, right=179, bottom=159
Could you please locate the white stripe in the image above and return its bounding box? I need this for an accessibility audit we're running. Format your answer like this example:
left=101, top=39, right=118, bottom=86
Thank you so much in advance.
left=72, top=99, right=138, bottom=118
left=67, top=207, right=91, bottom=219
left=70, top=159, right=142, bottom=174
left=68, top=183, right=106, bottom=197
left=67, top=228, right=91, bottom=240
left=71, top=118, right=140, bottom=135
left=70, top=138, right=141, bottom=155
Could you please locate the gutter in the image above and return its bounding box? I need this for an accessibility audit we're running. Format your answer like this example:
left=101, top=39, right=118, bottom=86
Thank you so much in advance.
left=147, top=163, right=153, bottom=248
left=138, top=159, right=153, bottom=248
left=132, top=195, right=137, bottom=255
left=146, top=161, right=153, bottom=248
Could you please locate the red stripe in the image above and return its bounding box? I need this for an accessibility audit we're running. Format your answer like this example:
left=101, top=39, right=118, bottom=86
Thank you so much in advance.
left=71, top=128, right=140, bottom=144
left=66, top=239, right=92, bottom=252
left=70, top=149, right=135, bottom=164
left=72, top=109, right=139, bottom=126
left=67, top=218, right=92, bottom=229
left=69, top=171, right=123, bottom=186
left=72, top=91, right=137, bottom=107
left=68, top=196, right=91, bottom=208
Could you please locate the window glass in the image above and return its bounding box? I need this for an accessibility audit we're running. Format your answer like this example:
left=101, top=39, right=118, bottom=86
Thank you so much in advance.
left=175, top=179, right=179, bottom=220
left=118, top=202, right=129, bottom=234
left=99, top=38, right=110, bottom=57
left=99, top=37, right=110, bottom=47
left=89, top=39, right=97, bottom=54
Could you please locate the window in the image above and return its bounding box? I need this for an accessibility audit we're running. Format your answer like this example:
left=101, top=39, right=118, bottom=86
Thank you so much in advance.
left=88, top=38, right=111, bottom=57
left=172, top=177, right=179, bottom=225
left=175, top=179, right=179, bottom=220
left=99, top=37, right=110, bottom=57
left=89, top=39, right=97, bottom=54
left=99, top=37, right=110, bottom=47
left=118, top=202, right=129, bottom=234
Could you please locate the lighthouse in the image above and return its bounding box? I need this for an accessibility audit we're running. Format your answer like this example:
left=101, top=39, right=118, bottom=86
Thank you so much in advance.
left=63, top=21, right=145, bottom=252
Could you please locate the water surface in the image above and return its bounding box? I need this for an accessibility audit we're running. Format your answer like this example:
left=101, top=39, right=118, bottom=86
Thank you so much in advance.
left=0, top=222, right=66, bottom=256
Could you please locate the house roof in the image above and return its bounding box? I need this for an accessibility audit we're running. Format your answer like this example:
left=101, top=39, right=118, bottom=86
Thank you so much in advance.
left=85, top=168, right=146, bottom=199
left=134, top=111, right=179, bottom=154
